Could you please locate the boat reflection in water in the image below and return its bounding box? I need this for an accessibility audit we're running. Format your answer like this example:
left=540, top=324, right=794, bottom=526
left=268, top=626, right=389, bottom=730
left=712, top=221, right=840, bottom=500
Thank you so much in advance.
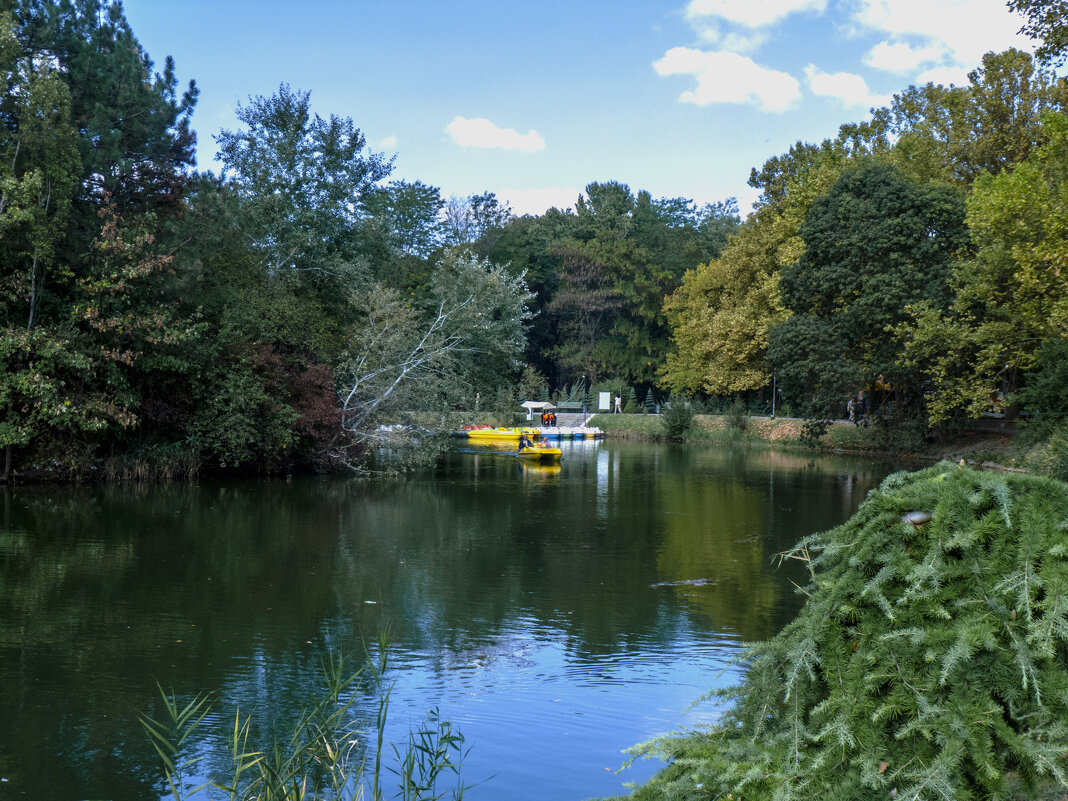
left=519, top=462, right=563, bottom=481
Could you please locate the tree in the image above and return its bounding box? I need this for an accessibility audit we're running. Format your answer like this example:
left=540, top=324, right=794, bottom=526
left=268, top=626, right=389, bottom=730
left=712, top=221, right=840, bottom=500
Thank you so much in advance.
left=15, top=0, right=198, bottom=216
left=0, top=10, right=78, bottom=331
left=1010, top=0, right=1068, bottom=65
left=364, top=180, right=444, bottom=260
left=442, top=191, right=514, bottom=247
left=770, top=162, right=967, bottom=415
left=0, top=10, right=80, bottom=477
left=660, top=207, right=790, bottom=396
left=955, top=49, right=1068, bottom=180
left=660, top=146, right=836, bottom=398
left=627, top=464, right=1068, bottom=801
left=333, top=253, right=532, bottom=468
left=427, top=251, right=534, bottom=393
left=362, top=179, right=445, bottom=291
left=484, top=208, right=577, bottom=380
left=901, top=111, right=1068, bottom=424
left=545, top=239, right=624, bottom=382
left=216, top=84, right=392, bottom=286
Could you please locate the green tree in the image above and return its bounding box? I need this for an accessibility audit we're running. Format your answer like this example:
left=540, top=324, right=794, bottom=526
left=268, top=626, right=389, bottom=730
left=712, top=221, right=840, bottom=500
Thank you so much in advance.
left=428, top=250, right=535, bottom=393
left=660, top=207, right=790, bottom=395
left=15, top=0, right=198, bottom=216
left=443, top=191, right=514, bottom=248
left=215, top=84, right=391, bottom=300
left=484, top=208, right=577, bottom=380
left=0, top=10, right=80, bottom=477
left=0, top=10, right=78, bottom=330
left=626, top=464, right=1068, bottom=801
left=1010, top=0, right=1068, bottom=65
left=661, top=146, right=837, bottom=397
left=863, top=50, right=1066, bottom=186
left=549, top=182, right=739, bottom=386
left=770, top=162, right=967, bottom=415
left=902, top=111, right=1068, bottom=424
left=362, top=179, right=445, bottom=291
left=545, top=238, right=624, bottom=382
left=334, top=253, right=532, bottom=467
left=1016, top=338, right=1068, bottom=439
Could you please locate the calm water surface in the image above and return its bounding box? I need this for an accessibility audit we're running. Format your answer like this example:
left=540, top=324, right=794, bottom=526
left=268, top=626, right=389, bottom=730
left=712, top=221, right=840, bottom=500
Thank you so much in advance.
left=0, top=441, right=904, bottom=800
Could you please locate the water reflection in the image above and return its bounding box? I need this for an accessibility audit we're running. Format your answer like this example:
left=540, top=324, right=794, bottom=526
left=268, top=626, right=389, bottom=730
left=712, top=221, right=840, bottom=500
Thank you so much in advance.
left=0, top=442, right=901, bottom=800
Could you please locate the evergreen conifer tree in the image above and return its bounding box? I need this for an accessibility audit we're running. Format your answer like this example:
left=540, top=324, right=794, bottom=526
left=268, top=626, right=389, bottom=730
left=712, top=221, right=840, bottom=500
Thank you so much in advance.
left=626, top=463, right=1068, bottom=801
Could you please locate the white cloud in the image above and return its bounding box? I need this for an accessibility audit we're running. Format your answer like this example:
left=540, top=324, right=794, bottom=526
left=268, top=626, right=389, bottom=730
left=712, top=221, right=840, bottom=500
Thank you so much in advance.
left=377, top=135, right=398, bottom=150
left=864, top=41, right=946, bottom=73
left=686, top=0, right=827, bottom=28
left=496, top=187, right=579, bottom=216
left=691, top=21, right=769, bottom=53
left=445, top=117, right=546, bottom=153
left=654, top=47, right=802, bottom=113
left=851, top=0, right=1033, bottom=74
left=805, top=65, right=892, bottom=107
left=915, top=64, right=971, bottom=87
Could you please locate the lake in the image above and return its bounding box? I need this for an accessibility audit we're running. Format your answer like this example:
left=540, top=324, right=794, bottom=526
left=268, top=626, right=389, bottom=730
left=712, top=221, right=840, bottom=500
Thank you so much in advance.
left=0, top=440, right=903, bottom=800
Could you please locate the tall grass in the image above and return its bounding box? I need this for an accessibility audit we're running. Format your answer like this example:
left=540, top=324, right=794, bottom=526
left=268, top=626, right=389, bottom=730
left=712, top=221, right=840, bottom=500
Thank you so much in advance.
left=105, top=440, right=202, bottom=482
left=141, top=641, right=473, bottom=801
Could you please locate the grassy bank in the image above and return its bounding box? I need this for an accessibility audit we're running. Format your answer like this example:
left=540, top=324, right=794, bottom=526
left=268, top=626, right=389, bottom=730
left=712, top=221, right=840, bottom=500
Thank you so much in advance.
left=588, top=412, right=1036, bottom=472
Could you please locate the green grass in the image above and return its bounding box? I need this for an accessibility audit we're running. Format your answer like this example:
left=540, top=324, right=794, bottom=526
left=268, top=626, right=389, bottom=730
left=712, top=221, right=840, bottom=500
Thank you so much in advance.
left=587, top=413, right=664, bottom=439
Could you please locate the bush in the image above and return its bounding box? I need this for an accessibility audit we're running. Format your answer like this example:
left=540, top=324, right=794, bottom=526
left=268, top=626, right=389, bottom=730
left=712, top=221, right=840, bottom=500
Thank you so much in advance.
left=1030, top=423, right=1068, bottom=482
left=1017, top=338, right=1068, bottom=442
left=799, top=418, right=830, bottom=447
left=660, top=400, right=694, bottom=440
left=726, top=399, right=748, bottom=433
left=624, top=464, right=1068, bottom=801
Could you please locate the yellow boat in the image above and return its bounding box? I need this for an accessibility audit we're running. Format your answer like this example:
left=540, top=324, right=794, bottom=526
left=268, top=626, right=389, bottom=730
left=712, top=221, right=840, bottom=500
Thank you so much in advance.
left=466, top=427, right=540, bottom=442
left=517, top=444, right=562, bottom=463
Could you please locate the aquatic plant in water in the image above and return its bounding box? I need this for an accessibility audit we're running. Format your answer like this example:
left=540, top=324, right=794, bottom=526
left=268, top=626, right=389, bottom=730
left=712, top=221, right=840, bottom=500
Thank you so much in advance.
left=141, top=642, right=471, bottom=800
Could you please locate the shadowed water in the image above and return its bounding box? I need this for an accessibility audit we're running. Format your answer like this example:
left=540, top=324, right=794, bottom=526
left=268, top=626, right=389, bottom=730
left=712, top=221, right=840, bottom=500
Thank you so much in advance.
left=0, top=441, right=902, bottom=800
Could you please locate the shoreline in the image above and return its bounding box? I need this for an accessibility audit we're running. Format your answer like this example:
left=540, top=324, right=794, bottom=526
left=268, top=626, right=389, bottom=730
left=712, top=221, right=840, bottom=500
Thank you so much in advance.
left=587, top=412, right=1033, bottom=473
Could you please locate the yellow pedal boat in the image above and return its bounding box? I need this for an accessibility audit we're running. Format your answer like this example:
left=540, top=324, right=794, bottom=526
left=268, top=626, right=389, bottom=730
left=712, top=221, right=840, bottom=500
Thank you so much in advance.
left=466, top=426, right=540, bottom=442
left=517, top=444, right=562, bottom=463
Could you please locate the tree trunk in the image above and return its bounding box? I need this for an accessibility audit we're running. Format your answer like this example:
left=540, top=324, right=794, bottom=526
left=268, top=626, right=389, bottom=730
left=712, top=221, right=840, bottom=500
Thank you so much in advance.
left=1, top=444, right=11, bottom=483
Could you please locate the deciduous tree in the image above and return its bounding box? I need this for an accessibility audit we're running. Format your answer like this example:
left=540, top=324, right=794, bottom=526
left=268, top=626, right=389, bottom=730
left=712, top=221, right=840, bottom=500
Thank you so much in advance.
left=771, top=162, right=967, bottom=414
left=902, top=111, right=1068, bottom=424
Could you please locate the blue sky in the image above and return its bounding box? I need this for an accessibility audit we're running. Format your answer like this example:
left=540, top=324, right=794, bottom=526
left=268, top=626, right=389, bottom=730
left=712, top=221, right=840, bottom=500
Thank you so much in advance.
left=124, top=0, right=1036, bottom=216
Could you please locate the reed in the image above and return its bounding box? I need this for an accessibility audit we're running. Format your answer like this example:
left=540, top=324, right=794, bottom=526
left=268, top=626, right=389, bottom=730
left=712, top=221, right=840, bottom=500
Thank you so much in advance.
left=105, top=440, right=203, bottom=482
left=141, top=641, right=472, bottom=801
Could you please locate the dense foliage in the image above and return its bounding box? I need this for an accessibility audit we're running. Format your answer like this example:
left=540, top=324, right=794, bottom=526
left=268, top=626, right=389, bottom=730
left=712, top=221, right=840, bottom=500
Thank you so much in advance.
left=0, top=0, right=745, bottom=480
left=624, top=464, right=1068, bottom=800
left=770, top=163, right=968, bottom=417
left=3, top=0, right=1068, bottom=479
left=660, top=42, right=1068, bottom=442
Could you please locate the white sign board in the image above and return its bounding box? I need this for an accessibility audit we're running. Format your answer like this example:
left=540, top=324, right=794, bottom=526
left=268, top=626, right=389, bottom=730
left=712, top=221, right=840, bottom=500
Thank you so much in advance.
left=598, top=391, right=611, bottom=411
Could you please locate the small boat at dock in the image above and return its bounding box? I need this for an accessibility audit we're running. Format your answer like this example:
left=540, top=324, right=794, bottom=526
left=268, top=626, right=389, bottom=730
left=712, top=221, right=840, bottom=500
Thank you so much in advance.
left=465, top=426, right=541, bottom=442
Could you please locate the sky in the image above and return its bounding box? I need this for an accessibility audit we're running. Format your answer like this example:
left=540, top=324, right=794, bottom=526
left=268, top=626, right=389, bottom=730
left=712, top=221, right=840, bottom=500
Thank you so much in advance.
left=123, top=0, right=1038, bottom=217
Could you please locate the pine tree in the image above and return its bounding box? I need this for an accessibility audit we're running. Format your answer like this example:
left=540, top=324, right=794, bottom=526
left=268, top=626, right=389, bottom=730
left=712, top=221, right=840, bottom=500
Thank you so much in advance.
left=626, top=463, right=1068, bottom=801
